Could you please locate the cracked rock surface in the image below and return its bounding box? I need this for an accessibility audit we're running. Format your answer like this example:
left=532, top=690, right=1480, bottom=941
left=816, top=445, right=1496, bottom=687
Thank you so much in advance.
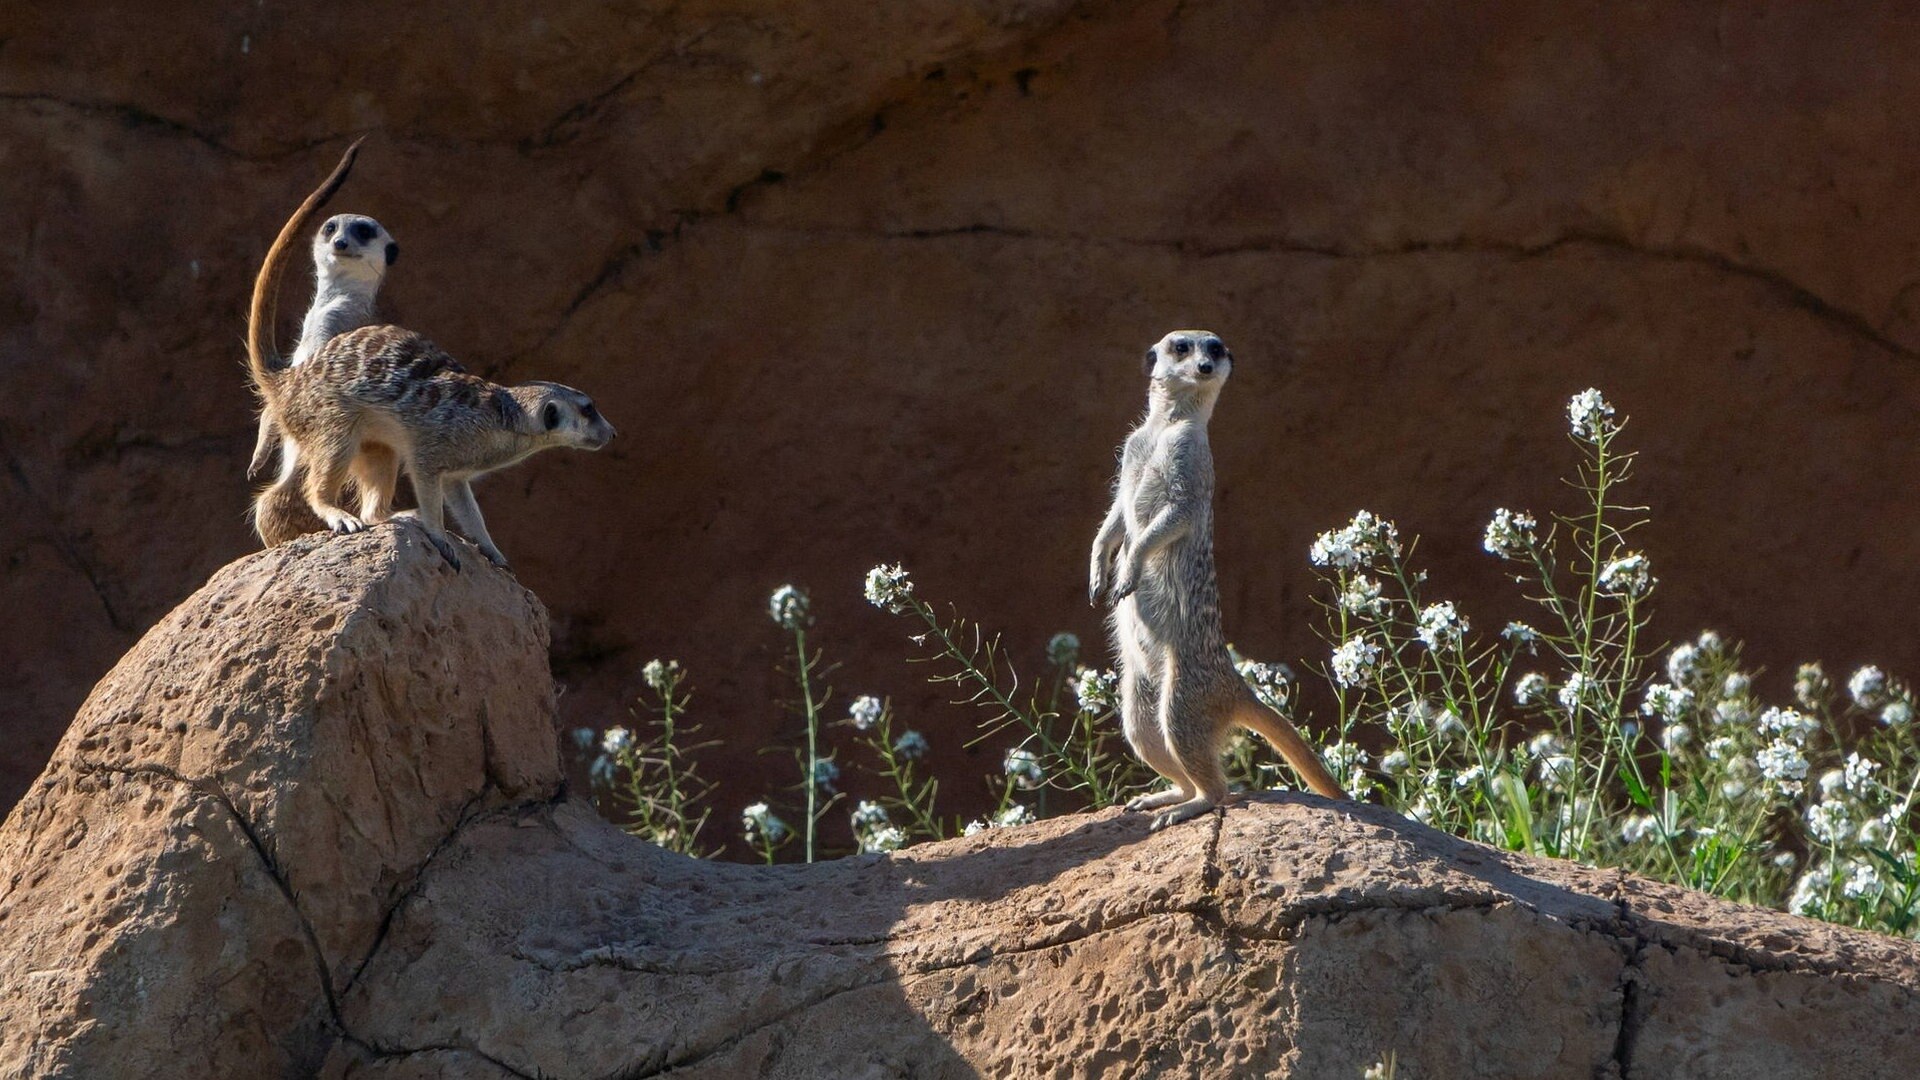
left=4, top=533, right=1919, bottom=1078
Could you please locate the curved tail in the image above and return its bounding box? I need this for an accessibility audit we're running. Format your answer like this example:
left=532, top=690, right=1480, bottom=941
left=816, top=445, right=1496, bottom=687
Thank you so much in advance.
left=246, top=137, right=365, bottom=393
left=1234, top=696, right=1347, bottom=800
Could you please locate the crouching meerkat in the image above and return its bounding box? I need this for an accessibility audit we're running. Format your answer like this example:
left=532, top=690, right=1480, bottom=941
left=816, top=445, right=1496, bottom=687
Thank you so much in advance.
left=245, top=148, right=615, bottom=569
left=1089, top=330, right=1345, bottom=828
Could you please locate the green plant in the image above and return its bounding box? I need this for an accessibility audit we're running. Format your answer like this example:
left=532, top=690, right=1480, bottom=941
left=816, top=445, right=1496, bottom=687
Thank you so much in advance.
left=577, top=658, right=716, bottom=857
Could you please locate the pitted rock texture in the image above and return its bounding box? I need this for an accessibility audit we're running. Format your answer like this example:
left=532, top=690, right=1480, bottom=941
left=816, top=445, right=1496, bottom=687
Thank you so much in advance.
left=10, top=1, right=1920, bottom=831
left=2, top=537, right=1917, bottom=1078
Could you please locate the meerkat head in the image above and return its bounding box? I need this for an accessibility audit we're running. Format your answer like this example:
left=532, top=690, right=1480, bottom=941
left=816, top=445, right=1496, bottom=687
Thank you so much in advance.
left=1143, top=330, right=1232, bottom=399
left=513, top=382, right=617, bottom=451
left=312, top=214, right=398, bottom=285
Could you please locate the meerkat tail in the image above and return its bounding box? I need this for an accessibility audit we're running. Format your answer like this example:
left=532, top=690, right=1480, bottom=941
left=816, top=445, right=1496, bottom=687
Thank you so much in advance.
left=246, top=136, right=365, bottom=391
left=1233, top=697, right=1348, bottom=800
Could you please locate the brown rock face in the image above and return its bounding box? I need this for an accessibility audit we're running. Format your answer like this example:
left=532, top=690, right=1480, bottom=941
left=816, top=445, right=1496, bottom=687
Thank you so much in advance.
left=10, top=2, right=1920, bottom=828
left=3, top=535, right=1917, bottom=1078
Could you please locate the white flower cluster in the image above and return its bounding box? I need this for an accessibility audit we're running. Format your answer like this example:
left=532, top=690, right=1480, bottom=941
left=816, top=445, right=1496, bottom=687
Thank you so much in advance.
left=1538, top=753, right=1576, bottom=791
left=1793, top=662, right=1829, bottom=710
left=1046, top=632, right=1081, bottom=668
left=1309, top=510, right=1402, bottom=570
left=1339, top=575, right=1385, bottom=616
left=1073, top=666, right=1119, bottom=712
left=1567, top=388, right=1617, bottom=442
left=1320, top=741, right=1373, bottom=799
left=1620, top=814, right=1660, bottom=845
left=1379, top=750, right=1411, bottom=776
left=863, top=563, right=915, bottom=614
left=1416, top=601, right=1468, bottom=652
left=1597, top=553, right=1654, bottom=598
left=1666, top=631, right=1724, bottom=688
left=1236, top=659, right=1293, bottom=711
left=1003, top=747, right=1045, bottom=790
left=641, top=658, right=682, bottom=694
left=1848, top=665, right=1886, bottom=709
left=768, top=584, right=811, bottom=630
left=1513, top=672, right=1550, bottom=706
left=892, top=730, right=929, bottom=760
left=601, top=726, right=633, bottom=756
left=851, top=801, right=905, bottom=853
left=1755, top=740, right=1809, bottom=793
left=1330, top=638, right=1382, bottom=688
left=964, top=803, right=1037, bottom=836
left=1502, top=621, right=1540, bottom=649
left=849, top=694, right=884, bottom=731
left=1482, top=508, right=1537, bottom=559
left=1640, top=682, right=1693, bottom=721
left=742, top=801, right=789, bottom=844
left=1558, top=671, right=1594, bottom=713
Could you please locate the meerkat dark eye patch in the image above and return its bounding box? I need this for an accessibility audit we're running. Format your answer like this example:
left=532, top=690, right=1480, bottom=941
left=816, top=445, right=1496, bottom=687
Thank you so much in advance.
left=1203, top=338, right=1225, bottom=361
left=384, top=242, right=399, bottom=266
left=542, top=402, right=562, bottom=430
left=1171, top=339, right=1192, bottom=357
left=349, top=221, right=377, bottom=244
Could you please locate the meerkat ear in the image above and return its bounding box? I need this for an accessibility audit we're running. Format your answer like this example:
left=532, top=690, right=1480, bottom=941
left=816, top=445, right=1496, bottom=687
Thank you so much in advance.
left=384, top=242, right=399, bottom=266
left=1141, top=347, right=1157, bottom=377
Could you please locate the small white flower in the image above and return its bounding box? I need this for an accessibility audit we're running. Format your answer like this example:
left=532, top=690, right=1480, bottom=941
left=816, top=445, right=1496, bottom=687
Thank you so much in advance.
left=851, top=800, right=891, bottom=831
left=1502, top=621, right=1541, bottom=649
left=1773, top=850, right=1798, bottom=870
left=1339, top=575, right=1386, bottom=616
left=1804, top=800, right=1851, bottom=845
left=1331, top=638, right=1382, bottom=687
left=1380, top=750, right=1411, bottom=776
left=1558, top=671, right=1594, bottom=713
left=1713, top=698, right=1752, bottom=728
left=1046, top=631, right=1081, bottom=667
left=1435, top=709, right=1467, bottom=740
left=1789, top=866, right=1832, bottom=915
left=1842, top=752, right=1880, bottom=794
left=1003, top=747, right=1045, bottom=790
left=1721, top=673, right=1751, bottom=699
left=811, top=758, right=840, bottom=792
left=1309, top=510, right=1402, bottom=570
left=1641, top=683, right=1694, bottom=721
left=863, top=564, right=915, bottom=614
left=1881, top=700, right=1912, bottom=727
left=1568, top=388, right=1617, bottom=442
left=1408, top=798, right=1435, bottom=824
left=1538, top=754, right=1576, bottom=791
left=768, top=584, right=811, bottom=630
left=1482, top=508, right=1538, bottom=559
left=641, top=658, right=681, bottom=693
left=600, top=726, right=633, bottom=756
left=1756, top=739, right=1809, bottom=792
left=1666, top=643, right=1702, bottom=687
left=1597, top=553, right=1654, bottom=598
left=1453, top=765, right=1487, bottom=789
left=1527, top=731, right=1564, bottom=759
left=1841, top=860, right=1882, bottom=900
left=1659, top=722, right=1691, bottom=752
left=1759, top=707, right=1818, bottom=744
left=861, top=825, right=907, bottom=854
left=962, top=819, right=989, bottom=837
left=1073, top=666, right=1119, bottom=711
left=1849, top=666, right=1888, bottom=709
left=1620, top=815, right=1659, bottom=845
left=1416, top=602, right=1468, bottom=652
left=1704, top=736, right=1738, bottom=762
left=1321, top=740, right=1370, bottom=773
left=1236, top=659, right=1294, bottom=711
left=995, top=804, right=1035, bottom=828
left=1514, top=672, right=1550, bottom=706
left=849, top=694, right=884, bottom=730
left=1793, top=663, right=1829, bottom=710
left=892, top=730, right=929, bottom=760
left=742, top=801, right=789, bottom=844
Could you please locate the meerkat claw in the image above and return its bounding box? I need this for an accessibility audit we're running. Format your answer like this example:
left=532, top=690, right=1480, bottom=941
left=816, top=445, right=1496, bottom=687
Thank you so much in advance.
left=1150, top=799, right=1217, bottom=831
left=325, top=512, right=366, bottom=534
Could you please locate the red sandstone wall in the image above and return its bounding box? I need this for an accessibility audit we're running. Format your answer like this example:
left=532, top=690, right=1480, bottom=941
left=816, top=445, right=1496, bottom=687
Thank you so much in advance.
left=5, top=0, right=1920, bottom=828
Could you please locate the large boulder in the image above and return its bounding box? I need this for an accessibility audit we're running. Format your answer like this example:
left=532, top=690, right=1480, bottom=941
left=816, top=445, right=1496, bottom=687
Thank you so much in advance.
left=3, top=531, right=1917, bottom=1078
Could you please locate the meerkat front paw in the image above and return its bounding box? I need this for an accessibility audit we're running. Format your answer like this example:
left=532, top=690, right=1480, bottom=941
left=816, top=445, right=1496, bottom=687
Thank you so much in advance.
left=1150, top=798, right=1217, bottom=831
left=322, top=511, right=366, bottom=534
left=478, top=543, right=510, bottom=569
left=424, top=532, right=462, bottom=570
left=1089, top=558, right=1110, bottom=605
left=1110, top=563, right=1140, bottom=601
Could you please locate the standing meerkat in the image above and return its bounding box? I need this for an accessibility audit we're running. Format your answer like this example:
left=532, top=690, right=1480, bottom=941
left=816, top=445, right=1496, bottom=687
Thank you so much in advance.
left=1090, top=330, right=1346, bottom=828
left=245, top=208, right=401, bottom=481
left=244, top=151, right=616, bottom=569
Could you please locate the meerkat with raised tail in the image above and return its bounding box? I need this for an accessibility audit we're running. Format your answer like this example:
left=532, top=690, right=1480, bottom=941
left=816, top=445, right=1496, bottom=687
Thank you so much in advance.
left=1090, top=330, right=1346, bottom=827
left=245, top=210, right=400, bottom=481
left=244, top=151, right=615, bottom=569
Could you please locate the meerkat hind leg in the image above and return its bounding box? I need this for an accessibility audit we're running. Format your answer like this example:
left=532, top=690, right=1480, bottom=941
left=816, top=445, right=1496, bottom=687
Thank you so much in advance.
left=1150, top=682, right=1231, bottom=831
left=1119, top=647, right=1193, bottom=812
left=392, top=467, right=461, bottom=569
left=301, top=438, right=366, bottom=534
left=351, top=443, right=400, bottom=524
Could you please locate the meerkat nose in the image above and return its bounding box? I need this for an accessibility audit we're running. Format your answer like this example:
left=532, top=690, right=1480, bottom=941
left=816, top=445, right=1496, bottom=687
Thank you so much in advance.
left=1197, top=362, right=1215, bottom=375
left=332, top=239, right=349, bottom=252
